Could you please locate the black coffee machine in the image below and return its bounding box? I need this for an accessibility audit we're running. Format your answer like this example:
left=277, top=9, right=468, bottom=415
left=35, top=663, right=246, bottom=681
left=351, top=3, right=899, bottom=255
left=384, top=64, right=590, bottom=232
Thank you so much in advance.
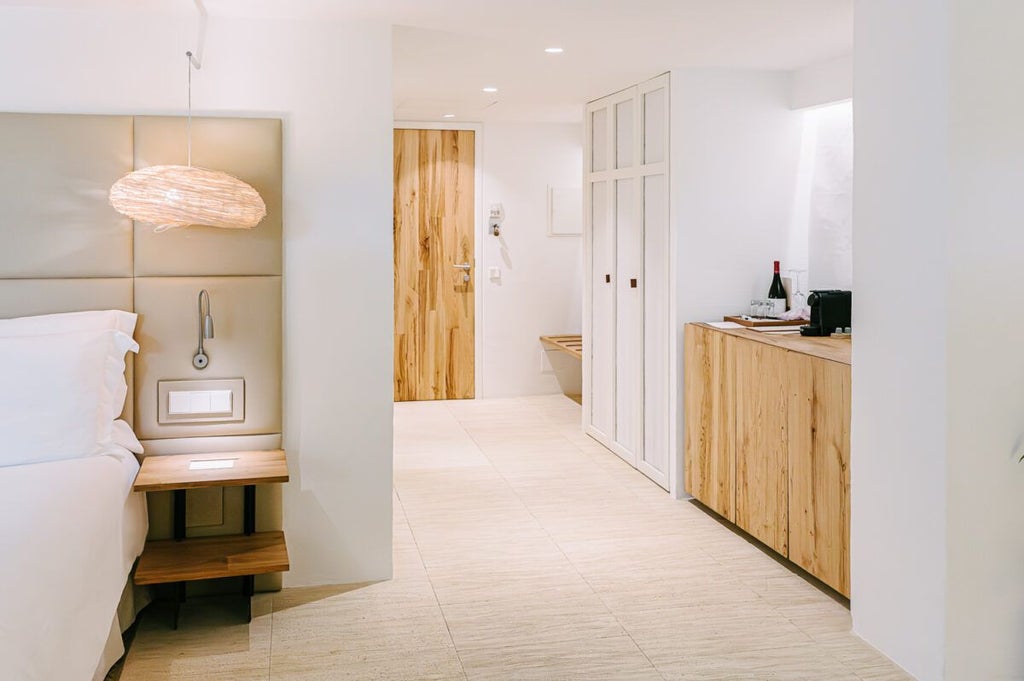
left=800, top=290, right=852, bottom=337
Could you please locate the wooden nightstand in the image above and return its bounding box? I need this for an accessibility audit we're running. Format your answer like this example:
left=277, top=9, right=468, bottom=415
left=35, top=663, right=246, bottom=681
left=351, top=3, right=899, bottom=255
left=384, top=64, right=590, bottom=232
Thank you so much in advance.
left=132, top=449, right=290, bottom=628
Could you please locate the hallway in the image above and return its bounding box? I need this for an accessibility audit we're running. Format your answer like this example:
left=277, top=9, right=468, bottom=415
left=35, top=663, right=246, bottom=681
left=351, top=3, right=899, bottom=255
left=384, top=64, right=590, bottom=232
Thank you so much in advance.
left=121, top=395, right=910, bottom=680
left=389, top=395, right=907, bottom=680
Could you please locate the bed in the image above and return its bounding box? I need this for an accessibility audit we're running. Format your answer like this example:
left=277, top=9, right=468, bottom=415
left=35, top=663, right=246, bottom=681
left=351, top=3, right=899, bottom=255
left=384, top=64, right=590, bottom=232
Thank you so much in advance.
left=0, top=446, right=148, bottom=681
left=0, top=310, right=148, bottom=680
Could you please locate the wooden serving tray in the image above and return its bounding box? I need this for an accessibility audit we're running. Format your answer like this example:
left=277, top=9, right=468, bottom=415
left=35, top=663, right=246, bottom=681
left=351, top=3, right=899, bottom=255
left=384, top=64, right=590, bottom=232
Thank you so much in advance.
left=723, top=315, right=801, bottom=328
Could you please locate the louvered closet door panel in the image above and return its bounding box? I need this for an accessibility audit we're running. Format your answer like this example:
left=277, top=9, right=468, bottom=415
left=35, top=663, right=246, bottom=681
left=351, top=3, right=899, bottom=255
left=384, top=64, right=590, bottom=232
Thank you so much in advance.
left=638, top=75, right=671, bottom=490
left=591, top=107, right=608, bottom=172
left=614, top=177, right=642, bottom=464
left=589, top=179, right=614, bottom=439
left=640, top=172, right=670, bottom=488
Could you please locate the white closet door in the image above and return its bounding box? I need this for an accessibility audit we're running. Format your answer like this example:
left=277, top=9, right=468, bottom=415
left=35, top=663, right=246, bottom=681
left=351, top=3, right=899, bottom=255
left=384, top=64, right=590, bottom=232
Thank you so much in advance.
left=586, top=103, right=615, bottom=442
left=590, top=179, right=614, bottom=440
left=585, top=74, right=671, bottom=489
left=614, top=175, right=642, bottom=463
left=612, top=90, right=643, bottom=466
left=639, top=75, right=671, bottom=489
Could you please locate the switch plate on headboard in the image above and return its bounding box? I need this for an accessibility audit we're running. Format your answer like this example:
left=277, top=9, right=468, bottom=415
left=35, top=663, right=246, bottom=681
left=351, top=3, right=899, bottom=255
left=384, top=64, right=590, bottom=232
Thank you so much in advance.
left=158, top=378, right=244, bottom=424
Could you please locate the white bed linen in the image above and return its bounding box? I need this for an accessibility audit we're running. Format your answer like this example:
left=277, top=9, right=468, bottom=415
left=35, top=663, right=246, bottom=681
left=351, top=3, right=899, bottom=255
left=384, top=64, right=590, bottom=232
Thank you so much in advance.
left=0, top=446, right=148, bottom=681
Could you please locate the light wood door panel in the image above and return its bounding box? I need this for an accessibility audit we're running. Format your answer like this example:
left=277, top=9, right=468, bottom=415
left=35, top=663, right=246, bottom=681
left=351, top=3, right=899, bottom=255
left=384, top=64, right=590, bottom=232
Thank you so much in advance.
left=393, top=129, right=475, bottom=401
left=734, top=341, right=789, bottom=555
left=788, top=354, right=851, bottom=595
left=683, top=325, right=736, bottom=521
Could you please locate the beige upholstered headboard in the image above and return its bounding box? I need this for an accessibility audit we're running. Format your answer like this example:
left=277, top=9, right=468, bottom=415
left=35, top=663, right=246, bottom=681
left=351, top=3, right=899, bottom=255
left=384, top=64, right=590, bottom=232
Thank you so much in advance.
left=0, top=112, right=283, bottom=588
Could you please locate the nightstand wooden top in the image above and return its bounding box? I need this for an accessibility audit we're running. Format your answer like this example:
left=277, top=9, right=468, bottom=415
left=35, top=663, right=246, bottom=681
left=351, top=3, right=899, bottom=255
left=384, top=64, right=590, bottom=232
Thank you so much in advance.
left=133, top=449, right=289, bottom=492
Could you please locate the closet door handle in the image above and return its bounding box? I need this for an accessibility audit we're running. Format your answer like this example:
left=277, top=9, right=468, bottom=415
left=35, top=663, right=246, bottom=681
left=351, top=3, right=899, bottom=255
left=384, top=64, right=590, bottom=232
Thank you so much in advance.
left=630, top=278, right=637, bottom=288
left=605, top=274, right=611, bottom=283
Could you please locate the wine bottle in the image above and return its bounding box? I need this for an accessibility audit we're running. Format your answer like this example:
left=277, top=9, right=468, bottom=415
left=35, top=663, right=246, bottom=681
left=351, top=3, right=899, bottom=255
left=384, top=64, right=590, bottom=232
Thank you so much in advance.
left=768, top=260, right=787, bottom=317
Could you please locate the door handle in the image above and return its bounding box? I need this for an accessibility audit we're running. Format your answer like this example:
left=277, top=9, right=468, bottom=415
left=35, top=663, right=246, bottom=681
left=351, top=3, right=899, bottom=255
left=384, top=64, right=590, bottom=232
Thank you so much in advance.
left=453, top=263, right=471, bottom=271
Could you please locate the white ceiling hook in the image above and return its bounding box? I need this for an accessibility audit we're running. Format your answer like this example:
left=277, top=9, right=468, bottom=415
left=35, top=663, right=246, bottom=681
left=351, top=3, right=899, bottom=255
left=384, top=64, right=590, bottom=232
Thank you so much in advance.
left=187, top=0, right=207, bottom=70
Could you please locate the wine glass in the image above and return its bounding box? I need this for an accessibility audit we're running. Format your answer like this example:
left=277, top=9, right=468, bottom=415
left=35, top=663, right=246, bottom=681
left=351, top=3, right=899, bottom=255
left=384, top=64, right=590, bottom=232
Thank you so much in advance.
left=787, top=269, right=807, bottom=313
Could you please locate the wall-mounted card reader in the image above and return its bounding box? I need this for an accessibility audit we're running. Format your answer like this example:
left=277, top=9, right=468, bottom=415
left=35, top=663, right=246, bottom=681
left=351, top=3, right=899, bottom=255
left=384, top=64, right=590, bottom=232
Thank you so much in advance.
left=158, top=378, right=245, bottom=424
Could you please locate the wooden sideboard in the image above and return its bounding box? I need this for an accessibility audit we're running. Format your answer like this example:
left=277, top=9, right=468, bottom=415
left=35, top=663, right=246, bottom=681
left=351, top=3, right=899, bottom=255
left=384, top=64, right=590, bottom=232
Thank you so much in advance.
left=684, top=323, right=851, bottom=596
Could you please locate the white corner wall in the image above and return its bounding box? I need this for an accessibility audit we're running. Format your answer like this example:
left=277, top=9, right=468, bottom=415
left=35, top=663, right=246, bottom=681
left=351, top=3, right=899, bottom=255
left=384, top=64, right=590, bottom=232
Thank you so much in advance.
left=0, top=7, right=395, bottom=586
left=945, top=1, right=1024, bottom=678
left=480, top=122, right=583, bottom=398
left=852, top=3, right=949, bottom=677
left=672, top=68, right=803, bottom=493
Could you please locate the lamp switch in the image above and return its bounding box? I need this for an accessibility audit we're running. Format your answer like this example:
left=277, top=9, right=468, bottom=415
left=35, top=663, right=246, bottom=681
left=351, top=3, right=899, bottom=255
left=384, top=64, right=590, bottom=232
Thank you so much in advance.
left=159, top=379, right=244, bottom=424
left=167, top=389, right=232, bottom=415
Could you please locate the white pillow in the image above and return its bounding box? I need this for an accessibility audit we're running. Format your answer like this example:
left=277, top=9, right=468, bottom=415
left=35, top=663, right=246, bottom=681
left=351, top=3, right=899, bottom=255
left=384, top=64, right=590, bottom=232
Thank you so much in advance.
left=0, top=310, right=141, bottom=453
left=111, top=419, right=144, bottom=454
left=0, top=309, right=137, bottom=338
left=0, top=329, right=138, bottom=467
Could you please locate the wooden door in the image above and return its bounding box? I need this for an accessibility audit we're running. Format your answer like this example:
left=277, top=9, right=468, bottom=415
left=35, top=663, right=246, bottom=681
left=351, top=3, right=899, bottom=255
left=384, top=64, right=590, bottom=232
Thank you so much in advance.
left=734, top=340, right=789, bottom=555
left=393, top=129, right=475, bottom=401
left=683, top=325, right=736, bottom=521
left=788, top=354, right=851, bottom=595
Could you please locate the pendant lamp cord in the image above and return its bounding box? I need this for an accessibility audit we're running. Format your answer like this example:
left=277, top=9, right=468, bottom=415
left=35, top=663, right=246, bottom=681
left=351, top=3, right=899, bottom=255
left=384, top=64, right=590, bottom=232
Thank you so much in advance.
left=185, top=51, right=193, bottom=167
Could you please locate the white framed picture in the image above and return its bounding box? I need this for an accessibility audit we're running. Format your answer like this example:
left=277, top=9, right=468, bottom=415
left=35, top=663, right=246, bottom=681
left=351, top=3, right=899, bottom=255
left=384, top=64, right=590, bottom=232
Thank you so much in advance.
left=547, top=185, right=583, bottom=236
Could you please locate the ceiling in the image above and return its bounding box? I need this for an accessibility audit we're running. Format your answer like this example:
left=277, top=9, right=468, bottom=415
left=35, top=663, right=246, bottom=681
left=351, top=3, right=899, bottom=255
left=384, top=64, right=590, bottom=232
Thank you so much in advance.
left=1, top=0, right=853, bottom=123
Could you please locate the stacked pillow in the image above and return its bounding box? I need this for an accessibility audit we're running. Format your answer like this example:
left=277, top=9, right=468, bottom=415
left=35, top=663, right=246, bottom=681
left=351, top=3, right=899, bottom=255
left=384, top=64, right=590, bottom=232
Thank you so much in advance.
left=0, top=310, right=142, bottom=467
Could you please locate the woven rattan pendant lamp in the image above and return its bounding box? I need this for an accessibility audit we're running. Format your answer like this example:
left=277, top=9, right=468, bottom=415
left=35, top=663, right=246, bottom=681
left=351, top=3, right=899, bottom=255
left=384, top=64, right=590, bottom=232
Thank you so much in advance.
left=109, top=26, right=266, bottom=232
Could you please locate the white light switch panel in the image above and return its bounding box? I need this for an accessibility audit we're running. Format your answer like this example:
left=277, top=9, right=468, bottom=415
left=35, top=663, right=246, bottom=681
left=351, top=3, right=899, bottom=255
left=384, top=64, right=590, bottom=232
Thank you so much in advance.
left=158, top=378, right=245, bottom=424
left=167, top=390, right=233, bottom=416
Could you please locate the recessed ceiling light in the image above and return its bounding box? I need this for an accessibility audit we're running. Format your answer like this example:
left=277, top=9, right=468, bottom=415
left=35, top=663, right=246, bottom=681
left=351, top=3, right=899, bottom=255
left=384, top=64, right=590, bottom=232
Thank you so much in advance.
left=442, top=113, right=455, bottom=118
left=482, top=86, right=498, bottom=93
left=544, top=47, right=564, bottom=54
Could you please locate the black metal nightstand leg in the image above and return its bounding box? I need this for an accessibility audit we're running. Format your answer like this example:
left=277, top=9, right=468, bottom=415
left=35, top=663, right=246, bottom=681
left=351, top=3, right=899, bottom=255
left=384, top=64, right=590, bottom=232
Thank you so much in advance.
left=171, top=489, right=188, bottom=629
left=173, top=489, right=187, bottom=541
left=243, top=484, right=256, bottom=622
left=172, top=581, right=185, bottom=630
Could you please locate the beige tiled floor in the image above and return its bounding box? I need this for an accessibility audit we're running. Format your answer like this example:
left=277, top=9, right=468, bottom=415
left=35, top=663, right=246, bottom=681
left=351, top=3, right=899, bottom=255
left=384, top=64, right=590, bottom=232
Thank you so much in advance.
left=121, top=395, right=913, bottom=680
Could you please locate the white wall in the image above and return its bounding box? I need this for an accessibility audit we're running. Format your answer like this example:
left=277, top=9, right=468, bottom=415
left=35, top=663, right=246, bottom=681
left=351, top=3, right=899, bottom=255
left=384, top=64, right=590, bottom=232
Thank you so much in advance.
left=0, top=7, right=395, bottom=586
left=672, top=70, right=803, bottom=324
left=805, top=102, right=853, bottom=291
left=672, top=69, right=803, bottom=493
left=791, top=53, right=853, bottom=109
left=945, top=1, right=1024, bottom=678
left=480, top=122, right=583, bottom=398
left=852, top=2, right=949, bottom=678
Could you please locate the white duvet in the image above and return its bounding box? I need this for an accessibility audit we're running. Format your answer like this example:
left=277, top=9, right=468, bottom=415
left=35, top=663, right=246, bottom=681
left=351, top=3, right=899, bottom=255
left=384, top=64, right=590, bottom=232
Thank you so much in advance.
left=0, top=448, right=147, bottom=681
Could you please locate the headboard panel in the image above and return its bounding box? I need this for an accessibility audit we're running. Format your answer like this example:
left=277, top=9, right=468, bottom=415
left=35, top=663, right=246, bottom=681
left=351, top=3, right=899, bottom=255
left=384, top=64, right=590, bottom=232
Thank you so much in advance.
left=0, top=114, right=283, bottom=572
left=0, top=114, right=134, bottom=278
left=0, top=112, right=282, bottom=447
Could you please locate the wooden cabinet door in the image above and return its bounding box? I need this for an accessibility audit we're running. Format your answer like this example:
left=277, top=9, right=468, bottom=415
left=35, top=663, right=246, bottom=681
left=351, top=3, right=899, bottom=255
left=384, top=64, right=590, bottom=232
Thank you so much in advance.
left=734, top=341, right=789, bottom=555
left=787, top=354, right=851, bottom=595
left=683, top=325, right=735, bottom=521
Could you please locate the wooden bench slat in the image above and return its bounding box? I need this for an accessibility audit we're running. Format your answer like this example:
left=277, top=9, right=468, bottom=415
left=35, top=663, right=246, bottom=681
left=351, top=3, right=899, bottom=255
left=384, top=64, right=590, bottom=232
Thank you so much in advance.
left=540, top=335, right=583, bottom=360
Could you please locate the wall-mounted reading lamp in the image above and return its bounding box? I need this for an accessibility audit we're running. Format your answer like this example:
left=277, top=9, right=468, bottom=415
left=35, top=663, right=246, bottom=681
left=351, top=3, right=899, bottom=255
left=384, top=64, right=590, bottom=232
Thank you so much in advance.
left=193, top=289, right=214, bottom=370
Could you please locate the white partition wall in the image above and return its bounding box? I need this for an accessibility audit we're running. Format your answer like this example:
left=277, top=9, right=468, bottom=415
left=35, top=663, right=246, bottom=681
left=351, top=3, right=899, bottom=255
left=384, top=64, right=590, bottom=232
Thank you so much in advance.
left=584, top=73, right=671, bottom=490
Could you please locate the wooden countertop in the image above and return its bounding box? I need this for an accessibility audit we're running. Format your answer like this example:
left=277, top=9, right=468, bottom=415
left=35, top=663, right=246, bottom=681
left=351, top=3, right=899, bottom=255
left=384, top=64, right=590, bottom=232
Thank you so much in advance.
left=689, top=322, right=851, bottom=366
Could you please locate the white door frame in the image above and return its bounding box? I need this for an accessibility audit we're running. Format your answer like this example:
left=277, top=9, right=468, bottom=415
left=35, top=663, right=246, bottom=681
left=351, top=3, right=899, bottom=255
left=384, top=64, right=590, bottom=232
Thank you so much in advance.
left=394, top=121, right=485, bottom=400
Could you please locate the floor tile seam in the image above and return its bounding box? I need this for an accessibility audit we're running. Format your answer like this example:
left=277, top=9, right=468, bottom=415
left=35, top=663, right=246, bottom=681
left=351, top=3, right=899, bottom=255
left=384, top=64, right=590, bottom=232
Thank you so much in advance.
left=393, top=484, right=472, bottom=680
